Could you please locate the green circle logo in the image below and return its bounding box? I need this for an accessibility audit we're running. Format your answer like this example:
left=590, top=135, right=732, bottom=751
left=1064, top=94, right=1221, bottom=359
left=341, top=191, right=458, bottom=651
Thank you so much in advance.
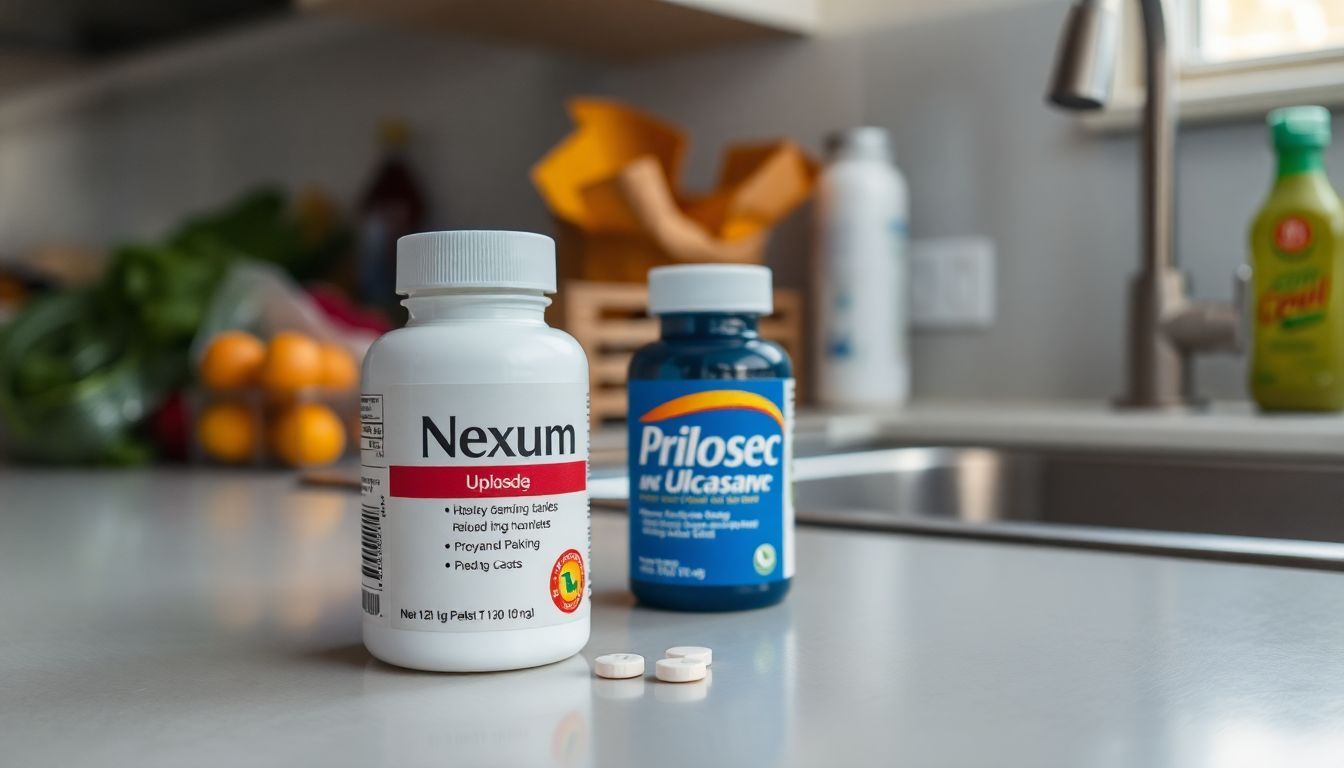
left=753, top=543, right=777, bottom=576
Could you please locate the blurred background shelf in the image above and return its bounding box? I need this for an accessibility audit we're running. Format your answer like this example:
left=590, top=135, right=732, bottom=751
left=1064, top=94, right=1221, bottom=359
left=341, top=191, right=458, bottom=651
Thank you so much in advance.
left=0, top=0, right=818, bottom=119
left=297, top=0, right=819, bottom=60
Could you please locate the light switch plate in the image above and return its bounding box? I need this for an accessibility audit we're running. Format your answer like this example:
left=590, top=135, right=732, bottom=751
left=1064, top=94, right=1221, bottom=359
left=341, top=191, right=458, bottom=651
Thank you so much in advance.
left=909, top=237, right=996, bottom=329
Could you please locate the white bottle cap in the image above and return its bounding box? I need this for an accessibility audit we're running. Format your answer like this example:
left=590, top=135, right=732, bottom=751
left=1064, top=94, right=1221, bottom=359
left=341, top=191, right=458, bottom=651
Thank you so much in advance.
left=594, top=653, right=645, bottom=679
left=826, top=126, right=893, bottom=163
left=654, top=657, right=708, bottom=683
left=396, top=230, right=556, bottom=295
left=647, top=264, right=773, bottom=316
left=664, top=646, right=712, bottom=666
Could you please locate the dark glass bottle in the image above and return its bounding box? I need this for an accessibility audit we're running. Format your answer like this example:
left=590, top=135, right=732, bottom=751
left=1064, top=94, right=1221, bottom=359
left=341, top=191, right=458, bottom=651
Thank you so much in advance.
left=356, top=118, right=426, bottom=316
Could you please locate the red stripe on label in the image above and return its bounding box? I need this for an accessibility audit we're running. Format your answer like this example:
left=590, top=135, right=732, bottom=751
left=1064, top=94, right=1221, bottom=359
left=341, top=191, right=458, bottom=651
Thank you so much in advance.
left=389, top=461, right=587, bottom=498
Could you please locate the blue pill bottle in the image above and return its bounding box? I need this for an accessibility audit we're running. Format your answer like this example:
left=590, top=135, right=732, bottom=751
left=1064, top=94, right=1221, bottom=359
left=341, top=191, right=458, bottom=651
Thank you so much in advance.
left=627, top=264, right=794, bottom=611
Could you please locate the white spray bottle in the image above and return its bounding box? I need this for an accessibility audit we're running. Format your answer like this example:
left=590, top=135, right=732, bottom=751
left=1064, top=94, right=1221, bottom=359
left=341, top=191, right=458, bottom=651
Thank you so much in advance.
left=814, top=126, right=910, bottom=408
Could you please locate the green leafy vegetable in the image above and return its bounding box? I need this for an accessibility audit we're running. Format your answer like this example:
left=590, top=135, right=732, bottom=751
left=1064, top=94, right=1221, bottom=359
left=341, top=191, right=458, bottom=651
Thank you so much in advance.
left=0, top=187, right=349, bottom=463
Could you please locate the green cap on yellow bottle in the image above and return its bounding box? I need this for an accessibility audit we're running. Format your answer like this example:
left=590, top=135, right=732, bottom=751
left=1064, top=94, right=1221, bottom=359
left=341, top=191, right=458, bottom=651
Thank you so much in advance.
left=1269, top=105, right=1331, bottom=149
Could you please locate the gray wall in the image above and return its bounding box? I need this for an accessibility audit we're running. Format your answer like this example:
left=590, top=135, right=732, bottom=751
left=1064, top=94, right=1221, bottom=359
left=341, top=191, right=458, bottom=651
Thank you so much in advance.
left=867, top=0, right=1272, bottom=400
left=0, top=2, right=1321, bottom=401
left=0, top=17, right=595, bottom=250
left=598, top=0, right=1297, bottom=401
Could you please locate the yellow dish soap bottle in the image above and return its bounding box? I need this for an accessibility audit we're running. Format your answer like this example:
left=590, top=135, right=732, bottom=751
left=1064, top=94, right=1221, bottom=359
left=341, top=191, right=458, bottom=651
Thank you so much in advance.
left=1250, top=106, right=1344, bottom=411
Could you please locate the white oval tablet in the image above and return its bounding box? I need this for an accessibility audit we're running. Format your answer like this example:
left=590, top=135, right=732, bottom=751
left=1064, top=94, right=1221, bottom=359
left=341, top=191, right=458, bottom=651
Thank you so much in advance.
left=664, top=646, right=712, bottom=666
left=594, top=653, right=645, bottom=679
left=655, top=657, right=707, bottom=683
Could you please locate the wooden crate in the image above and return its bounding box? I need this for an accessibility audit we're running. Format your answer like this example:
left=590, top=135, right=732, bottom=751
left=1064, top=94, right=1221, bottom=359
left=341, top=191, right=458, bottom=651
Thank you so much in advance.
left=562, top=280, right=804, bottom=425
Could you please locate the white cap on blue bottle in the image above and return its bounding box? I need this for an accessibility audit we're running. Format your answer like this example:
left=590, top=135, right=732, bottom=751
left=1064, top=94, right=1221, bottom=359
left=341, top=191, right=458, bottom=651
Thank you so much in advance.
left=647, top=264, right=773, bottom=316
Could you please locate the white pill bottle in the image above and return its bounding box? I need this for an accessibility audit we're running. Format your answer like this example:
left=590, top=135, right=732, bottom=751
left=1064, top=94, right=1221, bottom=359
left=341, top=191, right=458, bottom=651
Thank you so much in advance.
left=360, top=230, right=590, bottom=672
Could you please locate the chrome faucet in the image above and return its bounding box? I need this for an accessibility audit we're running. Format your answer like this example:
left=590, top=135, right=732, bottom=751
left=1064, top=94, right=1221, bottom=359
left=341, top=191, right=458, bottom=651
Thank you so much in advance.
left=1047, top=0, right=1244, bottom=408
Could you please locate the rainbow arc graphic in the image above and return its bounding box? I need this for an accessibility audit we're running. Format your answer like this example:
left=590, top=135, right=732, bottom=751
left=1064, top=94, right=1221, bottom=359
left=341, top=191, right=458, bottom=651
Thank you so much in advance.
left=638, top=390, right=784, bottom=428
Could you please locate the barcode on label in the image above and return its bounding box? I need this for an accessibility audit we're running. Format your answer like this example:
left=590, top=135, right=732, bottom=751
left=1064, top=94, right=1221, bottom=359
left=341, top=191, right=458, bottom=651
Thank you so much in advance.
left=361, top=588, right=381, bottom=617
left=361, top=505, right=383, bottom=582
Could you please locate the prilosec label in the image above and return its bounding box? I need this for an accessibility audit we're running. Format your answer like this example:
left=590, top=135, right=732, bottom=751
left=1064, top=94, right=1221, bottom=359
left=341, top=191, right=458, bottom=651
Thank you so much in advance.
left=627, top=379, right=794, bottom=586
left=360, top=383, right=589, bottom=632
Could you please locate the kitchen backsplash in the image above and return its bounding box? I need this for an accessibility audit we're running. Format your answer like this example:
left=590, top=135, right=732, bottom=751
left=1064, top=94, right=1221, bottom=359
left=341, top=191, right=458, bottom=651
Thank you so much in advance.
left=0, top=17, right=595, bottom=257
left=1, top=0, right=1328, bottom=401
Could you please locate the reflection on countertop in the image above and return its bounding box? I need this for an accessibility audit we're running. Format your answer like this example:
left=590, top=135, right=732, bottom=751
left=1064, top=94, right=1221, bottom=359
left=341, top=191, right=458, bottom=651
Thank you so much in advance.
left=2, top=467, right=1342, bottom=766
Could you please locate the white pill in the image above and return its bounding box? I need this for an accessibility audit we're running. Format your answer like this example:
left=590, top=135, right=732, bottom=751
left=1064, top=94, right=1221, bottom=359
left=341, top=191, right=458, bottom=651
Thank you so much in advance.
left=655, top=657, right=707, bottom=683
left=594, top=653, right=645, bottom=679
left=664, top=646, right=712, bottom=666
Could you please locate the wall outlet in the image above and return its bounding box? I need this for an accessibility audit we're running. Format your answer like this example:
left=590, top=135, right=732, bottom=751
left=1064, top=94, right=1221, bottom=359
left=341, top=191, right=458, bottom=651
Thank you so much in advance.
left=910, top=236, right=996, bottom=329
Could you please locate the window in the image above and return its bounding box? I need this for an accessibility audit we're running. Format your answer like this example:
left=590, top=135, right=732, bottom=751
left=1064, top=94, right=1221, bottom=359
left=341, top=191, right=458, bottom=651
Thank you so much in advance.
left=1088, top=0, right=1344, bottom=128
left=1192, top=0, right=1344, bottom=64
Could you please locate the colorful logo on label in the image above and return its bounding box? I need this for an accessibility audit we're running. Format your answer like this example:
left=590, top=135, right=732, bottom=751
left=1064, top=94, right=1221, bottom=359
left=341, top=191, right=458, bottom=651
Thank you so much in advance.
left=639, top=390, right=785, bottom=428
left=550, top=549, right=584, bottom=613
left=1274, top=215, right=1314, bottom=257
left=1258, top=272, right=1329, bottom=330
left=753, top=543, right=778, bottom=576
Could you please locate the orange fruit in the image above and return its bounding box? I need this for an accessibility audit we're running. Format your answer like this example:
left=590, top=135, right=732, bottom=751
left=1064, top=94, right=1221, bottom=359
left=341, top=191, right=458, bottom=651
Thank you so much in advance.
left=260, top=332, right=323, bottom=396
left=200, top=331, right=265, bottom=391
left=318, top=343, right=359, bottom=391
left=197, top=402, right=258, bottom=463
left=272, top=402, right=346, bottom=467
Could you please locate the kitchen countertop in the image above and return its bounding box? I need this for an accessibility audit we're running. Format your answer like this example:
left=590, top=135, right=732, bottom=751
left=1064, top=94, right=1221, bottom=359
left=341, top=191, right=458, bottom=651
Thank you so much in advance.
left=3, top=468, right=1343, bottom=767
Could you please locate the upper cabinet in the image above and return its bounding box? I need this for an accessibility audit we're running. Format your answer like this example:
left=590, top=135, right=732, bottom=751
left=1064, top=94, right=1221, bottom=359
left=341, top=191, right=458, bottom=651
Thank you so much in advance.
left=0, top=0, right=821, bottom=115
left=0, top=0, right=287, bottom=56
left=0, top=0, right=288, bottom=102
left=296, top=0, right=819, bottom=60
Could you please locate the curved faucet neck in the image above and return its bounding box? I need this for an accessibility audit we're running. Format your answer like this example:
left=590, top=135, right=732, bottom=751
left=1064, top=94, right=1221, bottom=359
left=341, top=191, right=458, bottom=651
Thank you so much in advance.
left=1139, top=0, right=1175, bottom=280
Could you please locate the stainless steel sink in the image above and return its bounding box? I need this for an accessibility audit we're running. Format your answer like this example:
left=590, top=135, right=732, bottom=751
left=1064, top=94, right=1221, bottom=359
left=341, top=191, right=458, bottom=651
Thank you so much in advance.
left=792, top=448, right=1344, bottom=570
left=590, top=440, right=1344, bottom=570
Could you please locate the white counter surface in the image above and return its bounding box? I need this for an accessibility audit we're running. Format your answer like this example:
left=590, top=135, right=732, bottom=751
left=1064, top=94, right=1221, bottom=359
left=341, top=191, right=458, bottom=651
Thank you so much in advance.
left=2, top=468, right=1343, bottom=767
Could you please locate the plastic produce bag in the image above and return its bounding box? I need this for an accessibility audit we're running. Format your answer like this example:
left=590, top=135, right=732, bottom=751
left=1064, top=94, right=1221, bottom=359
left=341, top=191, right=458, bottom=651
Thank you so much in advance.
left=191, top=262, right=372, bottom=363
left=189, top=262, right=373, bottom=468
